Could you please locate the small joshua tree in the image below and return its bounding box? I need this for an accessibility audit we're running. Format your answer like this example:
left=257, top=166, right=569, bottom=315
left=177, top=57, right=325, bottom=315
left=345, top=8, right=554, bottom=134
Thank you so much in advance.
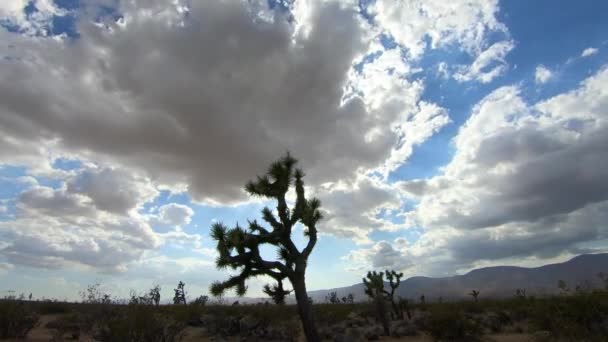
left=385, top=269, right=404, bottom=319
left=262, top=279, right=292, bottom=305
left=149, top=285, right=161, bottom=306
left=193, top=295, right=209, bottom=306
left=469, top=290, right=480, bottom=302
left=325, top=291, right=339, bottom=304
left=347, top=293, right=355, bottom=304
left=173, top=281, right=187, bottom=305
left=363, top=271, right=390, bottom=336
left=419, top=294, right=425, bottom=305
left=210, top=153, right=322, bottom=342
left=515, top=288, right=526, bottom=299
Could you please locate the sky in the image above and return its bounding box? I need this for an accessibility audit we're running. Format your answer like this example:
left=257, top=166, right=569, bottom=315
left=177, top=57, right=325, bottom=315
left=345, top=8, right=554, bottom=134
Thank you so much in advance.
left=0, top=0, right=607, bottom=302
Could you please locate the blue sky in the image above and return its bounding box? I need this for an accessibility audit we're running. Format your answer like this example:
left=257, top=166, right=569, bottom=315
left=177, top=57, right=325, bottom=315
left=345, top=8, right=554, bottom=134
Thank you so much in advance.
left=0, top=0, right=607, bottom=301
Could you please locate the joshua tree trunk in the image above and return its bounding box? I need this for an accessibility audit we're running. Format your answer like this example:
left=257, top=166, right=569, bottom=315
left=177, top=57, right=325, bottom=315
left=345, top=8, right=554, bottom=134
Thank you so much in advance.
left=375, top=296, right=390, bottom=336
left=391, top=301, right=403, bottom=320
left=293, top=273, right=320, bottom=342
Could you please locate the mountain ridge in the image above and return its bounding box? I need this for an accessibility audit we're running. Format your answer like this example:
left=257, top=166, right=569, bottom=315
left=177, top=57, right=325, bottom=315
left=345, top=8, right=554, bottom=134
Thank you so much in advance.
left=302, top=253, right=608, bottom=303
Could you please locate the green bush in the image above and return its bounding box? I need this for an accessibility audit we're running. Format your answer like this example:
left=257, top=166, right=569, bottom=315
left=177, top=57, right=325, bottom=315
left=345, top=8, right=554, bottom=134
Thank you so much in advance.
left=529, top=291, right=608, bottom=340
left=0, top=300, right=38, bottom=339
left=36, top=301, right=72, bottom=314
left=421, top=306, right=483, bottom=342
left=97, top=304, right=184, bottom=342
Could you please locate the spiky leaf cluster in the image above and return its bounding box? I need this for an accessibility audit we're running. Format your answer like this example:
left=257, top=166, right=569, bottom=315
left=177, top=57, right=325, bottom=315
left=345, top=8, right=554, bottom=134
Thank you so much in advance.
left=385, top=269, right=403, bottom=298
left=210, top=153, right=323, bottom=300
left=363, top=271, right=386, bottom=299
left=262, top=279, right=292, bottom=305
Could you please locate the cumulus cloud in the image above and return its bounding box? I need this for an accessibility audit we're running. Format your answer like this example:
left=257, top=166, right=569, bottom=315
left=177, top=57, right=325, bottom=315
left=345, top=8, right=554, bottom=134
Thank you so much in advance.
left=0, top=167, right=161, bottom=272
left=535, top=65, right=553, bottom=84
left=391, top=66, right=608, bottom=273
left=318, top=177, right=403, bottom=244
left=454, top=40, right=515, bottom=83
left=0, top=0, right=505, bottom=204
left=155, top=203, right=194, bottom=227
left=370, top=0, right=505, bottom=58
left=0, top=0, right=67, bottom=35
left=344, top=238, right=413, bottom=272
left=0, top=0, right=397, bottom=205
left=581, top=47, right=599, bottom=57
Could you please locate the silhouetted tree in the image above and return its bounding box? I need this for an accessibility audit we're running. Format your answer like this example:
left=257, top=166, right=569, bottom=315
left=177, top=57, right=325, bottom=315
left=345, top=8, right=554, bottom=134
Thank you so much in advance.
left=173, top=281, right=187, bottom=305
left=193, top=295, right=209, bottom=306
left=149, top=285, right=161, bottom=306
left=469, top=290, right=480, bottom=302
left=325, top=291, right=339, bottom=304
left=347, top=293, right=355, bottom=304
left=210, top=153, right=322, bottom=342
left=385, top=269, right=404, bottom=319
left=363, top=271, right=390, bottom=336
left=419, top=294, right=425, bottom=305
left=262, top=279, right=291, bottom=305
left=515, top=288, right=526, bottom=299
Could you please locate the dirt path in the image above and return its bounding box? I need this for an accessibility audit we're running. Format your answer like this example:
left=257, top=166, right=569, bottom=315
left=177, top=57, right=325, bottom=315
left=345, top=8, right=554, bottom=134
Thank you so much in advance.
left=25, top=314, right=60, bottom=341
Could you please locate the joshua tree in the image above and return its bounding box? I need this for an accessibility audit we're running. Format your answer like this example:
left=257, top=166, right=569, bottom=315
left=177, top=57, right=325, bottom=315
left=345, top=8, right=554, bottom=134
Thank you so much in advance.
left=193, top=295, right=209, bottom=306
left=262, top=279, right=292, bottom=305
left=149, top=285, right=161, bottom=306
left=173, top=281, right=187, bottom=305
left=325, top=291, right=339, bottom=304
left=419, top=294, right=426, bottom=305
left=210, top=153, right=322, bottom=342
left=385, top=269, right=404, bottom=319
left=515, top=288, right=526, bottom=299
left=363, top=271, right=390, bottom=336
left=469, top=290, right=480, bottom=302
left=347, top=293, right=355, bottom=304
left=397, top=297, right=412, bottom=320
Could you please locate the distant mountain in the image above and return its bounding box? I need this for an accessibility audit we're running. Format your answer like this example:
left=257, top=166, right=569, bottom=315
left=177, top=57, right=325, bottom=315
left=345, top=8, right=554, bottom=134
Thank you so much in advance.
left=303, top=253, right=608, bottom=303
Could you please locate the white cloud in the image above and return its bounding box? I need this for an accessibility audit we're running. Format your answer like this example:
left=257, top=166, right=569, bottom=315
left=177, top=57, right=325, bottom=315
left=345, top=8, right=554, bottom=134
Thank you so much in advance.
left=454, top=40, right=515, bottom=83
left=370, top=0, right=505, bottom=59
left=0, top=0, right=439, bottom=207
left=392, top=66, right=608, bottom=273
left=154, top=203, right=194, bottom=227
left=343, top=238, right=413, bottom=272
left=0, top=0, right=66, bottom=36
left=535, top=65, right=553, bottom=84
left=581, top=47, right=598, bottom=57
left=0, top=262, right=12, bottom=275
left=0, top=167, right=161, bottom=272
left=318, top=177, right=403, bottom=244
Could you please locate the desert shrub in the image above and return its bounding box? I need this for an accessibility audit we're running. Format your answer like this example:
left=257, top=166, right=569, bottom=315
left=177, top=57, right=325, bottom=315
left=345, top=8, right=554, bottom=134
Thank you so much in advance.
left=0, top=300, right=38, bottom=338
left=421, top=306, right=483, bottom=342
left=97, top=303, right=184, bottom=342
left=314, top=303, right=371, bottom=325
left=37, top=300, right=72, bottom=314
left=529, top=291, right=608, bottom=340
